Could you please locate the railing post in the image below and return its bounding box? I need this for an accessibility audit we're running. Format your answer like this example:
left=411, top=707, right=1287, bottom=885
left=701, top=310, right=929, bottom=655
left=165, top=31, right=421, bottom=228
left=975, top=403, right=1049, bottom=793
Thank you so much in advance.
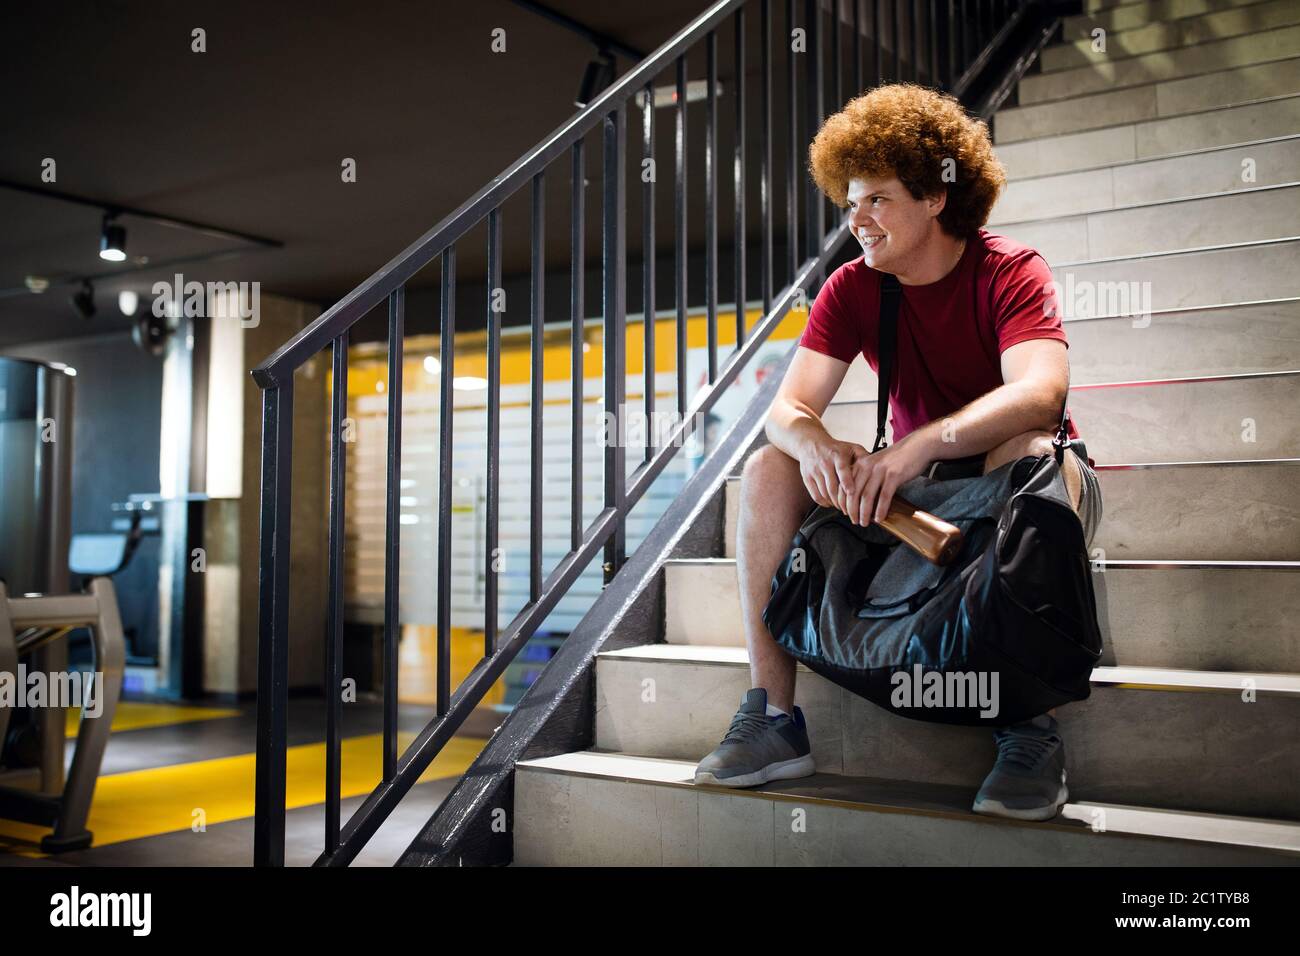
left=570, top=148, right=585, bottom=554
left=643, top=81, right=656, bottom=462
left=935, top=0, right=951, bottom=89
left=917, top=0, right=925, bottom=84
left=761, top=0, right=774, bottom=320
left=324, top=332, right=347, bottom=857
left=735, top=8, right=747, bottom=352
left=602, top=108, right=627, bottom=585
left=706, top=31, right=719, bottom=383
left=786, top=0, right=799, bottom=283
left=934, top=0, right=943, bottom=88
left=874, top=0, right=885, bottom=85
left=438, top=251, right=455, bottom=715
left=254, top=380, right=293, bottom=867
left=853, top=0, right=863, bottom=95
left=382, top=287, right=404, bottom=779
left=674, top=56, right=689, bottom=419
left=530, top=175, right=545, bottom=605
left=830, top=0, right=841, bottom=111
left=804, top=0, right=824, bottom=265
left=487, top=210, right=502, bottom=656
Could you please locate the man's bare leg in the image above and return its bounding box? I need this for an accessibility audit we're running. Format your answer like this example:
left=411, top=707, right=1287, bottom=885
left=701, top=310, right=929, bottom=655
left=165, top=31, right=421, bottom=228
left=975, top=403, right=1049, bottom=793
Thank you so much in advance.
left=735, top=444, right=816, bottom=714
left=982, top=429, right=1085, bottom=720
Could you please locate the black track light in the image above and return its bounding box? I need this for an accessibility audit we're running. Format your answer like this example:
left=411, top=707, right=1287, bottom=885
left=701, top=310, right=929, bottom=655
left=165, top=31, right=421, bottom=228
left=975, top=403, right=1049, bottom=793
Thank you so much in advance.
left=575, top=51, right=615, bottom=108
left=71, top=279, right=96, bottom=319
left=99, top=215, right=126, bottom=262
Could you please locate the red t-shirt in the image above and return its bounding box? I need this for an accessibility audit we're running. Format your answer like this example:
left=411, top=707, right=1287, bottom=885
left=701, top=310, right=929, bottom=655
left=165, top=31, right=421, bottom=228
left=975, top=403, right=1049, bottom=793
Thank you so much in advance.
left=799, top=227, right=1087, bottom=461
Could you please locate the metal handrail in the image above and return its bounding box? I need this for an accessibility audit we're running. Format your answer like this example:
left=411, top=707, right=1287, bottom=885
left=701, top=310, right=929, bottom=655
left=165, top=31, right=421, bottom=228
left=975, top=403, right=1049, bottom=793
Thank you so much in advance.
left=251, top=0, right=745, bottom=391
left=251, top=0, right=1034, bottom=867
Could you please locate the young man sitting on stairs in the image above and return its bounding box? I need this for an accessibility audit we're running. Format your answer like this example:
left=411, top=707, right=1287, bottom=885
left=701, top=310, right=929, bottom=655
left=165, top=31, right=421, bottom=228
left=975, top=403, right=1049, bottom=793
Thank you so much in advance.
left=693, top=83, right=1103, bottom=822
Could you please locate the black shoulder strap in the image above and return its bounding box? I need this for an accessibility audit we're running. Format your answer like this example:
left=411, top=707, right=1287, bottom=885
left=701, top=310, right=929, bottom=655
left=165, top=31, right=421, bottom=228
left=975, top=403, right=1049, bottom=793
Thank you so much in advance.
left=873, top=272, right=902, bottom=453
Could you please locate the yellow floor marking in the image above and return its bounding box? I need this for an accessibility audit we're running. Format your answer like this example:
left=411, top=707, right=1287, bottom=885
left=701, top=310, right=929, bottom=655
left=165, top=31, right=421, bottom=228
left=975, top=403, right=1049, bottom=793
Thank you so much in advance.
left=66, top=701, right=241, bottom=736
left=0, top=731, right=487, bottom=858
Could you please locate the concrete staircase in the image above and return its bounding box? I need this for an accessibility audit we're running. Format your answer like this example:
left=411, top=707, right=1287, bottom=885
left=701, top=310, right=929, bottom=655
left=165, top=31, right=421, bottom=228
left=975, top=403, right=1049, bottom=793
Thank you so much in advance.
left=512, top=0, right=1300, bottom=865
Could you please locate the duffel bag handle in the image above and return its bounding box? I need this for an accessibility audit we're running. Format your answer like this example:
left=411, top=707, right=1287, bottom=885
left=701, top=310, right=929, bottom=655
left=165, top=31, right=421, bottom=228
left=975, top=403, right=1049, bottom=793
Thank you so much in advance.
left=1051, top=394, right=1072, bottom=466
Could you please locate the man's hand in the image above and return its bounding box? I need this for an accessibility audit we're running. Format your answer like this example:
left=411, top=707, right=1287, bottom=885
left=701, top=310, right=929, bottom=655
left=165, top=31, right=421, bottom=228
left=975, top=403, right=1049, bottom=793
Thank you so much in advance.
left=799, top=439, right=869, bottom=510
left=800, top=431, right=934, bottom=526
left=836, top=431, right=935, bottom=526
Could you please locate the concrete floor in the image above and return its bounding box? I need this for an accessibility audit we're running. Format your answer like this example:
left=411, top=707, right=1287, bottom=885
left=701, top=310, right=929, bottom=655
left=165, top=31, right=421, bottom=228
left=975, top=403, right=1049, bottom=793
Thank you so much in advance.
left=0, top=697, right=500, bottom=866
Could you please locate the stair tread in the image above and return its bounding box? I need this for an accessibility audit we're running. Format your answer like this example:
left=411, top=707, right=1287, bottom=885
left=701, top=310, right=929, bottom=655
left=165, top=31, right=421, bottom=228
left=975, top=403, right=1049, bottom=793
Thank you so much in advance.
left=1002, top=132, right=1300, bottom=182
left=517, top=750, right=1300, bottom=854
left=1023, top=23, right=1300, bottom=106
left=997, top=89, right=1300, bottom=148
left=600, top=644, right=1300, bottom=692
left=996, top=55, right=1300, bottom=139
left=819, top=366, right=1300, bottom=410
left=990, top=179, right=1300, bottom=230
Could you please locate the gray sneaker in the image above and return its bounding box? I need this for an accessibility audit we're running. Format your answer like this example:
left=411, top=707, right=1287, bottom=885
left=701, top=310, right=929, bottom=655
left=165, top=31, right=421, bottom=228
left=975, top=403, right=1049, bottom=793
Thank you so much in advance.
left=972, top=713, right=1068, bottom=821
left=693, top=688, right=815, bottom=788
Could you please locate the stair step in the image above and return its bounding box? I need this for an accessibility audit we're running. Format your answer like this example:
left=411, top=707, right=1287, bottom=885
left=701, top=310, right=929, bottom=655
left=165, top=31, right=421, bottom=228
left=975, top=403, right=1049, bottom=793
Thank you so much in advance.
left=663, top=557, right=1300, bottom=672
left=1024, top=24, right=1300, bottom=104
left=514, top=750, right=1300, bottom=865
left=990, top=182, right=1300, bottom=263
left=1048, top=238, right=1300, bottom=313
left=821, top=370, right=1300, bottom=463
left=1063, top=299, right=1300, bottom=382
left=1069, top=370, right=1299, bottom=462
left=995, top=93, right=1300, bottom=178
left=823, top=299, right=1300, bottom=406
left=724, top=458, right=1300, bottom=561
left=1073, top=0, right=1270, bottom=36
left=996, top=56, right=1300, bottom=144
left=993, top=136, right=1300, bottom=220
left=593, top=644, right=1300, bottom=820
left=1090, top=459, right=1300, bottom=559
left=1048, top=0, right=1300, bottom=73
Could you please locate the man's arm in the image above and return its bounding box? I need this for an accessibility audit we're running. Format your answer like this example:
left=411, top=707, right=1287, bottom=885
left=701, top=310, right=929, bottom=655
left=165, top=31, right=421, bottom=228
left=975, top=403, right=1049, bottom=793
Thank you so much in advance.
left=765, top=346, right=868, bottom=508
left=899, top=337, right=1070, bottom=462
left=840, top=337, right=1070, bottom=525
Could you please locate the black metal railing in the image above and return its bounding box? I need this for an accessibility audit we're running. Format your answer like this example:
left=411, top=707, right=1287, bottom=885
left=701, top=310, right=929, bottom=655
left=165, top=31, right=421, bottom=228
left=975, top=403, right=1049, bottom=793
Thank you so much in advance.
left=251, top=0, right=1031, bottom=866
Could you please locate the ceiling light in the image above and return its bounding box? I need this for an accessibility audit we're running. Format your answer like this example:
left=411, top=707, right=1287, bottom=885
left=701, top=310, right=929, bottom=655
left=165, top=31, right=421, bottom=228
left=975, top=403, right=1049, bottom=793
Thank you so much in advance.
left=118, top=290, right=139, bottom=316
left=633, top=79, right=722, bottom=110
left=423, top=355, right=441, bottom=375
left=452, top=376, right=488, bottom=390
left=99, top=215, right=126, bottom=262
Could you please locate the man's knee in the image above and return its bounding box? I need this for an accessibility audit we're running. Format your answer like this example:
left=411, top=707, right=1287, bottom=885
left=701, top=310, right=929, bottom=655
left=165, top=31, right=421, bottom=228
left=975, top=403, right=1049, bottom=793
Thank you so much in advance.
left=740, top=444, right=809, bottom=506
left=984, top=429, right=1082, bottom=509
left=983, top=429, right=1055, bottom=471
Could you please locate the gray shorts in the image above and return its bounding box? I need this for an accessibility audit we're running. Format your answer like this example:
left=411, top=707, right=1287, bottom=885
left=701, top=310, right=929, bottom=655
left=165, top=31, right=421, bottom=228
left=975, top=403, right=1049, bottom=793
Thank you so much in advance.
left=1070, top=445, right=1103, bottom=551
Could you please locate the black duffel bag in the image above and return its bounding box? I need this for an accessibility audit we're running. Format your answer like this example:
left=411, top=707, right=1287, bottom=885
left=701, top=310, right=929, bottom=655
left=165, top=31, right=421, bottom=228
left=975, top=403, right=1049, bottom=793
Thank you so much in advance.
left=760, top=271, right=1103, bottom=726
left=761, top=447, right=1103, bottom=726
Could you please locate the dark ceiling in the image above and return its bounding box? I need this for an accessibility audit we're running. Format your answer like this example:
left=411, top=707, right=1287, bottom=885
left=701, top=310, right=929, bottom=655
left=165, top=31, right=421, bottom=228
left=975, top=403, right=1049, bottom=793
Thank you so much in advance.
left=2, top=0, right=803, bottom=349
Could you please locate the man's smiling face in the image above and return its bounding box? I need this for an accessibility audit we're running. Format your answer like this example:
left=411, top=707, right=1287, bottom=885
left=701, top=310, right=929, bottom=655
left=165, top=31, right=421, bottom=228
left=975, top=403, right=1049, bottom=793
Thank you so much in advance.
left=846, top=175, right=946, bottom=273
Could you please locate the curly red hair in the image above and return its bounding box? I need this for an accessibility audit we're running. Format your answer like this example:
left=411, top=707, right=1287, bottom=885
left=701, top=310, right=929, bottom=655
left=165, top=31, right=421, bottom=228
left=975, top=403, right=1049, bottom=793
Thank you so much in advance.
left=808, top=83, right=1006, bottom=238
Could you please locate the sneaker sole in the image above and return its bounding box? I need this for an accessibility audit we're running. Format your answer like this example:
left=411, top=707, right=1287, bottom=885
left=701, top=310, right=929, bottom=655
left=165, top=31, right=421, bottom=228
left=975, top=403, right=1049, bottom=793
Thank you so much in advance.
left=693, top=753, right=816, bottom=789
left=971, top=782, right=1070, bottom=822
